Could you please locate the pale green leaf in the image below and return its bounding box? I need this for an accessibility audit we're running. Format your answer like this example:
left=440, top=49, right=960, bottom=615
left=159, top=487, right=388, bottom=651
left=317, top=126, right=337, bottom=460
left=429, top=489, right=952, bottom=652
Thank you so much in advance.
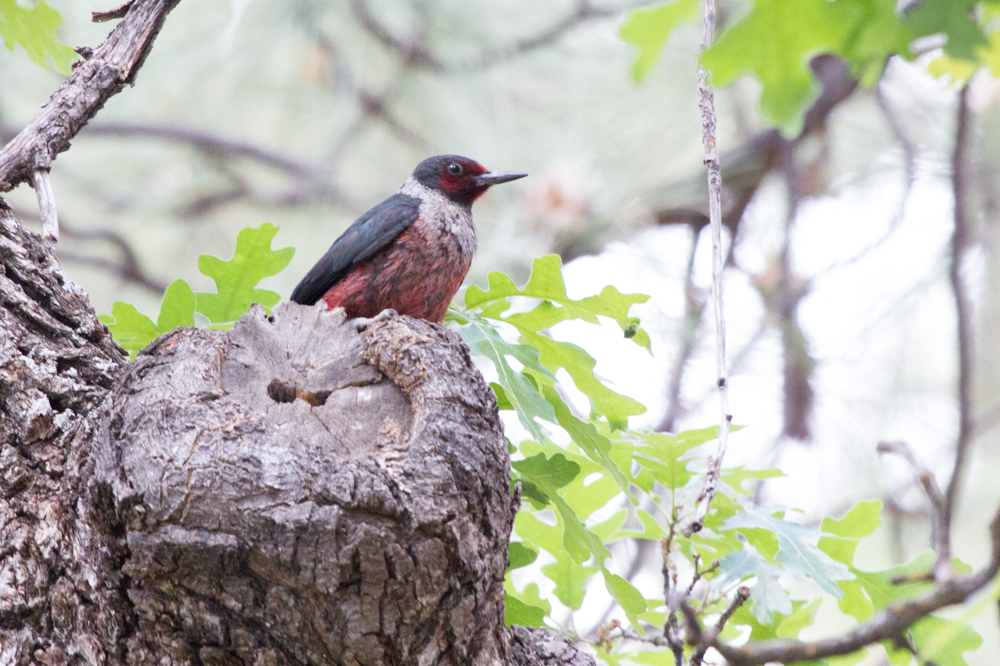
left=619, top=0, right=700, bottom=81
left=0, top=0, right=74, bottom=73
left=722, top=505, right=854, bottom=597
left=157, top=279, right=196, bottom=331
left=195, top=223, right=294, bottom=324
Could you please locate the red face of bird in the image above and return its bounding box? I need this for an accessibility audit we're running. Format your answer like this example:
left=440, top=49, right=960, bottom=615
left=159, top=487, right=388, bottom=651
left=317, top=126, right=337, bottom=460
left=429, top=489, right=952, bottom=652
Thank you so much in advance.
left=412, top=155, right=527, bottom=206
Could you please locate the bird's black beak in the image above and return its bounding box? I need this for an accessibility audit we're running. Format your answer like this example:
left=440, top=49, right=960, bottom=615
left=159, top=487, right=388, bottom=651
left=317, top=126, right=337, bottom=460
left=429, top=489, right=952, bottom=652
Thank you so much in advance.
left=474, top=171, right=528, bottom=187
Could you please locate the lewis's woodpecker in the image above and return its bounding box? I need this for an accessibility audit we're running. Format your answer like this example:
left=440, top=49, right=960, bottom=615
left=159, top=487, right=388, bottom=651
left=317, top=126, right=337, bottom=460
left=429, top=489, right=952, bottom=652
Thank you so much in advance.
left=290, top=155, right=527, bottom=322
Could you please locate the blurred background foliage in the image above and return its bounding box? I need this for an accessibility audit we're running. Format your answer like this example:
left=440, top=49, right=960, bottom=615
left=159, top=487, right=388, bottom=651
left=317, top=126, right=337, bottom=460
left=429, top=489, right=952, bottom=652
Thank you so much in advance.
left=5, top=0, right=1000, bottom=661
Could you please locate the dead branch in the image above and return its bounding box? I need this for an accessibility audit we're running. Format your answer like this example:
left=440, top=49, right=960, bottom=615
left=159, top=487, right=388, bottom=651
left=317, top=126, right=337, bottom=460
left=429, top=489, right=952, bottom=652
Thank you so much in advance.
left=682, top=0, right=730, bottom=537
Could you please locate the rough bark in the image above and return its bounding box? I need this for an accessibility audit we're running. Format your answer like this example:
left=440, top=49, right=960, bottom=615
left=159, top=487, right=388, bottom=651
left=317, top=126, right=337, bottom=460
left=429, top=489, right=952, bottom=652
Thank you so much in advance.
left=0, top=207, right=595, bottom=665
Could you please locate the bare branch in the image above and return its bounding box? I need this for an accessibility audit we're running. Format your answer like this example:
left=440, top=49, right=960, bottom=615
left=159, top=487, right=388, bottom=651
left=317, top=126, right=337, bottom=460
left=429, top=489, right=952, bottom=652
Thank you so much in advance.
left=714, top=508, right=1000, bottom=665
left=12, top=206, right=167, bottom=293
left=689, top=586, right=749, bottom=666
left=944, top=83, right=975, bottom=527
left=877, top=440, right=950, bottom=580
left=350, top=0, right=661, bottom=73
left=82, top=123, right=351, bottom=199
left=682, top=0, right=730, bottom=537
left=815, top=77, right=918, bottom=277
left=659, top=225, right=706, bottom=432
left=0, top=0, right=183, bottom=191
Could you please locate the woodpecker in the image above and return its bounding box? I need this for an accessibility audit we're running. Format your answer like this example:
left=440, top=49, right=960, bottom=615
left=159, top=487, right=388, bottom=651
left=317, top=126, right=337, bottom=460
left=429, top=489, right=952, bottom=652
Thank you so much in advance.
left=290, top=155, right=527, bottom=322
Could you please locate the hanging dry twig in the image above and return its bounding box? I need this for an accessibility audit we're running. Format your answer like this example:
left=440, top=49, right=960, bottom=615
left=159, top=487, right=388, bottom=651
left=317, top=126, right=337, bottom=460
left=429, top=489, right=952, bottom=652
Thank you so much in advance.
left=682, top=0, right=730, bottom=537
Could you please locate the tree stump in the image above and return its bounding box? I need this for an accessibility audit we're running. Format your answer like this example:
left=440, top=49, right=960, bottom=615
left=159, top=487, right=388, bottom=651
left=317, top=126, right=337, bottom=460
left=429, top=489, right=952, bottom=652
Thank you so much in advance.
left=0, top=210, right=596, bottom=665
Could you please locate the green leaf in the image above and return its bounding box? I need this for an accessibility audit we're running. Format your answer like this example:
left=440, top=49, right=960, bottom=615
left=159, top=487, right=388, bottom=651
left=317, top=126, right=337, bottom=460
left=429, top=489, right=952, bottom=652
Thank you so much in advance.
left=912, top=614, right=982, bottom=666
left=99, top=303, right=160, bottom=358
left=504, top=589, right=548, bottom=627
left=722, top=505, right=854, bottom=597
left=827, top=0, right=912, bottom=85
left=195, top=223, right=294, bottom=324
left=513, top=453, right=580, bottom=492
left=720, top=466, right=785, bottom=496
left=619, top=0, right=700, bottom=81
left=904, top=0, right=985, bottom=61
left=491, top=382, right=514, bottom=410
left=544, top=386, right=633, bottom=498
left=612, top=509, right=667, bottom=541
left=602, top=569, right=647, bottom=627
left=610, top=427, right=715, bottom=491
left=464, top=255, right=651, bottom=347
left=0, top=0, right=74, bottom=73
left=525, top=330, right=646, bottom=425
left=701, top=0, right=848, bottom=133
left=715, top=541, right=792, bottom=623
left=508, top=542, right=538, bottom=570
left=513, top=452, right=609, bottom=563
left=516, top=511, right=598, bottom=609
left=458, top=319, right=555, bottom=441
left=157, top=279, right=196, bottom=331
left=818, top=500, right=882, bottom=566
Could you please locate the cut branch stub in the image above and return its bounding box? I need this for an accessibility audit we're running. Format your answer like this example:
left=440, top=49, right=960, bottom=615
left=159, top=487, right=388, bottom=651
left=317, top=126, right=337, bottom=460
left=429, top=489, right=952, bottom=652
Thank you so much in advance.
left=91, top=303, right=517, bottom=665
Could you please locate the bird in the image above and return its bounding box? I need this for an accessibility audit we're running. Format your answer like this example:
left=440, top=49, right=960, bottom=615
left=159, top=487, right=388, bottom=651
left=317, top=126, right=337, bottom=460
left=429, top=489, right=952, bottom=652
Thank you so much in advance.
left=290, top=155, right=527, bottom=322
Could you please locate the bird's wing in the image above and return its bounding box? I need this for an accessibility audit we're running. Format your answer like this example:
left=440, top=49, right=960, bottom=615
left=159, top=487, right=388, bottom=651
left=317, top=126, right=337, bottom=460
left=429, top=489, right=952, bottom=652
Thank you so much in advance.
left=290, top=193, right=422, bottom=305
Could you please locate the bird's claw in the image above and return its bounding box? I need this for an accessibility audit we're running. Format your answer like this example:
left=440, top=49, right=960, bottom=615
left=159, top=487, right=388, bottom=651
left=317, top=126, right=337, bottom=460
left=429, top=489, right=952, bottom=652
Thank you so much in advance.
left=351, top=308, right=398, bottom=331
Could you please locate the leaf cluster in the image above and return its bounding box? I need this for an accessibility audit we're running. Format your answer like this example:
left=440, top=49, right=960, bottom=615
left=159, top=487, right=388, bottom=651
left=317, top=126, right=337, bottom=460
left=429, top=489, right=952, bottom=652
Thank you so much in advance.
left=621, top=0, right=1000, bottom=133
left=99, top=224, right=294, bottom=357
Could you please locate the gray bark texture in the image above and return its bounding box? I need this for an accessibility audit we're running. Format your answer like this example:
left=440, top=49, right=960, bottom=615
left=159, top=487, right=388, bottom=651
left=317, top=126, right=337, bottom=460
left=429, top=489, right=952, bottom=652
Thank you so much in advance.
left=0, top=205, right=596, bottom=666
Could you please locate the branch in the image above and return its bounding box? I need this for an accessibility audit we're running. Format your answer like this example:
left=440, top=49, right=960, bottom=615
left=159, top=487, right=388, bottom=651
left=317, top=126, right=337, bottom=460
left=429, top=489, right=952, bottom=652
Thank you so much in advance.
left=688, top=586, right=749, bottom=666
left=877, top=440, right=951, bottom=580
left=0, top=0, right=182, bottom=191
left=714, top=507, right=1000, bottom=665
left=658, top=225, right=706, bottom=432
left=11, top=206, right=167, bottom=293
left=81, top=122, right=354, bottom=203
left=815, top=75, right=918, bottom=277
left=944, top=83, right=975, bottom=527
left=682, top=0, right=730, bottom=537
left=350, top=0, right=660, bottom=73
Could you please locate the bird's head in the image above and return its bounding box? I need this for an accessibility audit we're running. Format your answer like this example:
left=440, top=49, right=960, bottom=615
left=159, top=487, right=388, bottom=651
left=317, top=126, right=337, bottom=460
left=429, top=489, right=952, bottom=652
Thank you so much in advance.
left=412, top=155, right=527, bottom=206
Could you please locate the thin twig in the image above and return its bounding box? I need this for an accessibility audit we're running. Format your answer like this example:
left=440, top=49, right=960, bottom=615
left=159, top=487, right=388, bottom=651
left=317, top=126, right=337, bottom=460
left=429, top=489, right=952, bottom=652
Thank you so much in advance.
left=944, top=84, right=975, bottom=530
left=689, top=586, right=750, bottom=666
left=350, top=0, right=661, bottom=73
left=31, top=169, right=58, bottom=246
left=815, top=77, right=918, bottom=277
left=714, top=507, right=1000, bottom=665
left=11, top=206, right=167, bottom=293
left=877, top=440, right=950, bottom=580
left=659, top=224, right=706, bottom=432
left=682, top=0, right=730, bottom=537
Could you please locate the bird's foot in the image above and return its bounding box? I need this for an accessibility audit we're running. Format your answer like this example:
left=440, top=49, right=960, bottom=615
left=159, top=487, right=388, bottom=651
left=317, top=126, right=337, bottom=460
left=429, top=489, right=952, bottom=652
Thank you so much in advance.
left=351, top=309, right=398, bottom=332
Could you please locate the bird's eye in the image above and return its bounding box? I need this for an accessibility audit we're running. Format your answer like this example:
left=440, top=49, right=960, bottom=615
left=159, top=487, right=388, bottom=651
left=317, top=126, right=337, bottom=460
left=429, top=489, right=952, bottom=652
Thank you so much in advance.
left=447, top=163, right=463, bottom=176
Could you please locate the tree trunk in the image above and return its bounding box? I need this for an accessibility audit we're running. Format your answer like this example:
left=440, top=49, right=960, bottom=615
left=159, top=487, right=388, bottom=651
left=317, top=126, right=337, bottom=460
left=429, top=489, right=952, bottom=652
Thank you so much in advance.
left=0, top=205, right=594, bottom=666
